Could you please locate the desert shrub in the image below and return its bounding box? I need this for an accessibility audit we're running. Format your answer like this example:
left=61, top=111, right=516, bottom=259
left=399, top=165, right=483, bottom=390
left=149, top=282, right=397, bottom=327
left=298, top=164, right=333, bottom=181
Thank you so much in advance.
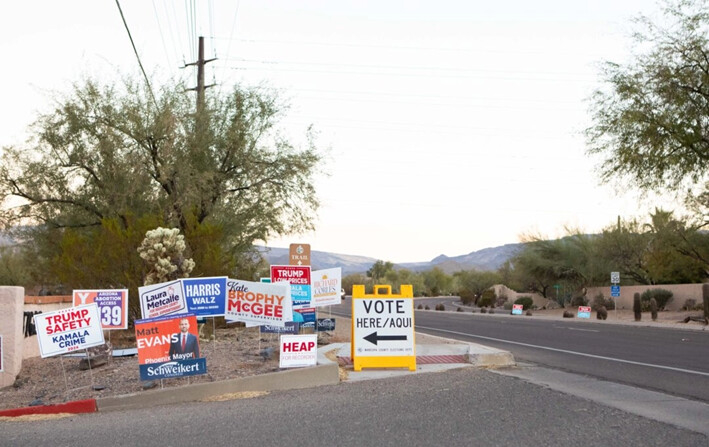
left=481, top=288, right=496, bottom=304
left=478, top=295, right=493, bottom=308
left=503, top=302, right=513, bottom=310
left=640, top=288, right=673, bottom=310
left=435, top=303, right=445, bottom=311
left=457, top=307, right=463, bottom=312
left=514, top=296, right=534, bottom=310
left=682, top=299, right=698, bottom=311
left=417, top=304, right=423, bottom=310
left=597, top=306, right=607, bottom=320
left=459, top=290, right=476, bottom=305
left=570, top=294, right=589, bottom=307
left=424, top=305, right=430, bottom=310
left=495, top=295, right=508, bottom=308
left=563, top=311, right=574, bottom=318
left=592, top=293, right=615, bottom=311
left=480, top=307, right=488, bottom=314
left=488, top=309, right=495, bottom=314
left=525, top=310, right=533, bottom=316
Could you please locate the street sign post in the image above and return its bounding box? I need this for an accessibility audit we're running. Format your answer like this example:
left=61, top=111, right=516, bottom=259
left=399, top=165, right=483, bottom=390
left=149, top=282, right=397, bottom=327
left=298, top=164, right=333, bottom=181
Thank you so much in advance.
left=351, top=284, right=416, bottom=371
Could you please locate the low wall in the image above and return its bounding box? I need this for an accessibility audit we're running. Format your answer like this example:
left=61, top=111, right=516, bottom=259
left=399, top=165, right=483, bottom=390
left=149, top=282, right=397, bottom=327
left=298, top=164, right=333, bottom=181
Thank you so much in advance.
left=0, top=287, right=25, bottom=388
left=493, top=284, right=550, bottom=308
left=586, top=284, right=705, bottom=311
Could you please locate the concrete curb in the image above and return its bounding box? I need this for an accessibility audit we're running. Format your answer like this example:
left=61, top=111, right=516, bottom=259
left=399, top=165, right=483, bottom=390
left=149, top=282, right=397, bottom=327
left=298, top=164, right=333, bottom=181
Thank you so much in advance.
left=96, top=361, right=340, bottom=413
left=0, top=399, right=97, bottom=417
left=1, top=337, right=515, bottom=416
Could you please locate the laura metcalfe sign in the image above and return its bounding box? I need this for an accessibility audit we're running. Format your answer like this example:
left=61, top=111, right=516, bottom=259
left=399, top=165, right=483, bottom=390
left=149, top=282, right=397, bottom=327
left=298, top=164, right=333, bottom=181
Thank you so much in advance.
left=138, top=279, right=188, bottom=319
left=35, top=304, right=105, bottom=358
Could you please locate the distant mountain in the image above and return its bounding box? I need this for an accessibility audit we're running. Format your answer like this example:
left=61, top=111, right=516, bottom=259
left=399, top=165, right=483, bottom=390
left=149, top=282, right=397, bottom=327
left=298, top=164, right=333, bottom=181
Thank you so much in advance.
left=257, top=242, right=523, bottom=275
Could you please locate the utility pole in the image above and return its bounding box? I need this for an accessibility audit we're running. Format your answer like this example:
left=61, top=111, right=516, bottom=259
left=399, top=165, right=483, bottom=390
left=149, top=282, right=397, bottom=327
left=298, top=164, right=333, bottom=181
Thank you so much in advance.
left=185, top=36, right=217, bottom=112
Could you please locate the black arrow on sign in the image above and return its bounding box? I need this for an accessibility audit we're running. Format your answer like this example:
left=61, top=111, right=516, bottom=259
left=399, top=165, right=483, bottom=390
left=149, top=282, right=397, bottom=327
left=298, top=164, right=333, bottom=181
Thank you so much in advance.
left=363, top=331, right=408, bottom=346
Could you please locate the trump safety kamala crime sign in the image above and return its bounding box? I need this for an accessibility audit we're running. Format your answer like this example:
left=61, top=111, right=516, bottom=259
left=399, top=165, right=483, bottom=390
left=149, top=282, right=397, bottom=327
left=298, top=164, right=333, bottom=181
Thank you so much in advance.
left=35, top=303, right=105, bottom=358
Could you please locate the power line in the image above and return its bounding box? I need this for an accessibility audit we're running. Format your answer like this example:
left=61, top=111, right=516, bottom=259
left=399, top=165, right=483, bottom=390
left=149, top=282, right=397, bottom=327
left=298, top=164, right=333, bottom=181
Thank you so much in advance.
left=151, top=0, right=173, bottom=69
left=114, top=0, right=158, bottom=108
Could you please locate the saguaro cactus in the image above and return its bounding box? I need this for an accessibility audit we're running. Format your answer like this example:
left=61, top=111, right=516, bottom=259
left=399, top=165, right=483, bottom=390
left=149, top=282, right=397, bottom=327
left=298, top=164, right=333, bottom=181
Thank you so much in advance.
left=650, top=298, right=658, bottom=321
left=633, top=292, right=642, bottom=321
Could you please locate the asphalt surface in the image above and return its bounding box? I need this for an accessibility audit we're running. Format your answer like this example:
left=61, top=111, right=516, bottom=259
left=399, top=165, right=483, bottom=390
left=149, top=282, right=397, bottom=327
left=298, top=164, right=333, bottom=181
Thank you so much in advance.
left=1, top=367, right=706, bottom=447
left=333, top=299, right=709, bottom=402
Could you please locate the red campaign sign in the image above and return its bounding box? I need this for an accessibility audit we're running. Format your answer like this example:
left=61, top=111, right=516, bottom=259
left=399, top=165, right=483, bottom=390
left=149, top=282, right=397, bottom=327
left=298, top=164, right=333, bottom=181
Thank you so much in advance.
left=270, top=265, right=311, bottom=285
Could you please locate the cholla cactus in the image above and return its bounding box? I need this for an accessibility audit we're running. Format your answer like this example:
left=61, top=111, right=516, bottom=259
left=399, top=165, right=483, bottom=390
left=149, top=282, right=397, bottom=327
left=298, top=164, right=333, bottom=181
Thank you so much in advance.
left=138, top=227, right=195, bottom=285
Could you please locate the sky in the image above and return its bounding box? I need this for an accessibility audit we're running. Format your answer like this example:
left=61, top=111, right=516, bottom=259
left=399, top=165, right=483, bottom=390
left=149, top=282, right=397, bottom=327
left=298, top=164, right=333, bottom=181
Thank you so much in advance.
left=0, top=1, right=675, bottom=263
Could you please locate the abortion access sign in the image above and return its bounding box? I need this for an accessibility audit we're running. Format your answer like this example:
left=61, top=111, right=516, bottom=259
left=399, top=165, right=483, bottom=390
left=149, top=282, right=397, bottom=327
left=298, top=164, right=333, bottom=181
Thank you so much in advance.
left=35, top=304, right=105, bottom=358
left=73, top=289, right=129, bottom=330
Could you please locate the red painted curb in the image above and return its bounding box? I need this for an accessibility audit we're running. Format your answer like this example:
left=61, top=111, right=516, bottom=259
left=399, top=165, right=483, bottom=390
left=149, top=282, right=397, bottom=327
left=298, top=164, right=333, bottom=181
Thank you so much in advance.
left=0, top=399, right=97, bottom=418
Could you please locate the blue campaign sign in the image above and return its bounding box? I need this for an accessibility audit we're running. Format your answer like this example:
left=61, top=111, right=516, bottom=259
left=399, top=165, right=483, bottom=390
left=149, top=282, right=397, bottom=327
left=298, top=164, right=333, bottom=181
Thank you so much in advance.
left=317, top=318, right=336, bottom=332
left=295, top=307, right=316, bottom=328
left=183, top=277, right=227, bottom=317
left=610, top=285, right=621, bottom=297
left=139, top=358, right=207, bottom=381
left=260, top=322, right=299, bottom=334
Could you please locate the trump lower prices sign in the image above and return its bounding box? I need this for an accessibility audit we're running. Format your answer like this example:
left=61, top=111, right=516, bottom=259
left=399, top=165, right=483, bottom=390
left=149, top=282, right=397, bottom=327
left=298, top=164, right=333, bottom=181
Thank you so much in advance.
left=351, top=284, right=416, bottom=371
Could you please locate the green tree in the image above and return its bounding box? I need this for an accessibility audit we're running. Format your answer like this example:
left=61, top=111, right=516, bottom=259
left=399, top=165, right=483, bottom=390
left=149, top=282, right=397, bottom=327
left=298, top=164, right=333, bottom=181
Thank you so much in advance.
left=421, top=267, right=452, bottom=297
left=0, top=76, right=323, bottom=291
left=453, top=269, right=500, bottom=305
left=585, top=0, right=709, bottom=202
left=367, top=260, right=394, bottom=281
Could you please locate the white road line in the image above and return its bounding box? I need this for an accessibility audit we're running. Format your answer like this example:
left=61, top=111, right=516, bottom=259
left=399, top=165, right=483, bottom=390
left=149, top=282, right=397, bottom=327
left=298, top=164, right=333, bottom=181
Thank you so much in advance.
left=416, top=325, right=709, bottom=378
left=556, top=327, right=600, bottom=333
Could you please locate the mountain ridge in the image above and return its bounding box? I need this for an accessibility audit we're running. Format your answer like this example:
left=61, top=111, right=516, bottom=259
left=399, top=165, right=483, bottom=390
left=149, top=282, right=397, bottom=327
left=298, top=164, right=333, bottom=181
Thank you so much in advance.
left=257, top=242, right=523, bottom=275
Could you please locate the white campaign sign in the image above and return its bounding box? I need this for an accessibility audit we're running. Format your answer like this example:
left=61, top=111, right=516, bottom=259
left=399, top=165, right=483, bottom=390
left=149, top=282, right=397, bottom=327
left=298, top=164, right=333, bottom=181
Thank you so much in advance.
left=35, top=304, right=105, bottom=358
left=138, top=280, right=188, bottom=319
left=279, top=334, right=318, bottom=368
left=311, top=267, right=342, bottom=307
left=353, top=298, right=415, bottom=357
left=225, top=279, right=292, bottom=327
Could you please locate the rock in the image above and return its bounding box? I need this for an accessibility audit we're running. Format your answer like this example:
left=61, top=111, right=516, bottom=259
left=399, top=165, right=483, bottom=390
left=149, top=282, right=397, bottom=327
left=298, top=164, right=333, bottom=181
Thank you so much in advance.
left=259, top=347, right=274, bottom=361
left=142, top=381, right=158, bottom=390
left=29, top=399, right=44, bottom=407
left=79, top=354, right=108, bottom=370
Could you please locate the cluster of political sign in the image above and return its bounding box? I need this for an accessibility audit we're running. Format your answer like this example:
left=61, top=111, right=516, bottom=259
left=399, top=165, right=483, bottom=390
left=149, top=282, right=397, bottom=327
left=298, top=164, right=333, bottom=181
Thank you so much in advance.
left=34, top=266, right=342, bottom=379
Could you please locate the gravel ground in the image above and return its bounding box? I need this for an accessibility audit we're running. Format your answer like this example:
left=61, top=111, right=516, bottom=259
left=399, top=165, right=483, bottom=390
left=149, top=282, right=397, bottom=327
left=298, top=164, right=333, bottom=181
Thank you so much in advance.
left=0, top=321, right=350, bottom=411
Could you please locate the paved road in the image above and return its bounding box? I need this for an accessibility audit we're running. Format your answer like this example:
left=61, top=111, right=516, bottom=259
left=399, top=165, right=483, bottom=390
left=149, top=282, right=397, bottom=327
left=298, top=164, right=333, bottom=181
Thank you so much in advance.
left=335, top=299, right=709, bottom=403
left=2, top=367, right=706, bottom=446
